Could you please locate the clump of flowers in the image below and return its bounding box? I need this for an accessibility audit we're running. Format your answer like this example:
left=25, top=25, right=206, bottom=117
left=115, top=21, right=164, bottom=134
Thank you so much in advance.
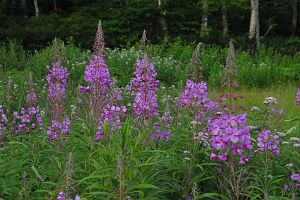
left=284, top=172, right=300, bottom=192
left=296, top=87, right=300, bottom=106
left=149, top=111, right=173, bottom=142
left=0, top=105, right=8, bottom=136
left=10, top=107, right=44, bottom=135
left=96, top=104, right=126, bottom=141
left=178, top=80, right=218, bottom=122
left=46, top=39, right=70, bottom=142
left=130, top=31, right=159, bottom=120
left=254, top=130, right=280, bottom=156
left=10, top=73, right=44, bottom=135
left=209, top=113, right=252, bottom=165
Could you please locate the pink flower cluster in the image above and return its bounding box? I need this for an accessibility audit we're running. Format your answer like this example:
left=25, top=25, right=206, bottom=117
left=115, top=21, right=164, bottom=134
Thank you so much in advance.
left=178, top=80, right=218, bottom=122
left=96, top=104, right=126, bottom=141
left=130, top=59, right=159, bottom=119
left=255, top=129, right=280, bottom=156
left=10, top=107, right=43, bottom=135
left=0, top=105, right=8, bottom=136
left=149, top=112, right=173, bottom=142
left=46, top=61, right=68, bottom=101
left=209, top=113, right=252, bottom=165
left=47, top=118, right=71, bottom=141
left=82, top=55, right=112, bottom=95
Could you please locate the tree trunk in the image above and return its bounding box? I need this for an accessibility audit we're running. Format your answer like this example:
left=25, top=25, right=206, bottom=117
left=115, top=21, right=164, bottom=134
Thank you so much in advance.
left=249, top=0, right=259, bottom=51
left=222, top=1, right=228, bottom=37
left=33, top=0, right=39, bottom=17
left=53, top=0, right=57, bottom=12
left=255, top=0, right=260, bottom=50
left=249, top=0, right=256, bottom=39
left=201, top=0, right=208, bottom=32
left=292, top=0, right=298, bottom=36
left=158, top=0, right=169, bottom=41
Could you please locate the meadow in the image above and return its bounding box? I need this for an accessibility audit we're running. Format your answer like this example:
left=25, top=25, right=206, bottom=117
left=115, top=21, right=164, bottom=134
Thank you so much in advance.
left=0, top=28, right=300, bottom=200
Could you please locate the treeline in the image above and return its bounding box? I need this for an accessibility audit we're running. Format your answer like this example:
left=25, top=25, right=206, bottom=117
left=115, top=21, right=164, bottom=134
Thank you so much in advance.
left=0, top=0, right=299, bottom=51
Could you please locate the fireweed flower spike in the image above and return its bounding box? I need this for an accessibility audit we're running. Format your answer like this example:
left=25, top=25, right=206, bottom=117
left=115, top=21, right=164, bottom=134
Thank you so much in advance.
left=178, top=43, right=218, bottom=126
left=46, top=39, right=70, bottom=142
left=130, top=31, right=159, bottom=120
left=80, top=21, right=113, bottom=117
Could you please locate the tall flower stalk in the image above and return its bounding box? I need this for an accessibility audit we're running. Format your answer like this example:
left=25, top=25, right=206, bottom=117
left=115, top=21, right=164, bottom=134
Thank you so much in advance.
left=46, top=38, right=70, bottom=142
left=130, top=31, right=159, bottom=121
left=219, top=40, right=244, bottom=114
left=80, top=21, right=125, bottom=141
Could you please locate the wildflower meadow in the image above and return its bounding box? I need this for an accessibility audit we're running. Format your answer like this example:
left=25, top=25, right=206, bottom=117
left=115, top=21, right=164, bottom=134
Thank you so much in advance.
left=0, top=22, right=300, bottom=200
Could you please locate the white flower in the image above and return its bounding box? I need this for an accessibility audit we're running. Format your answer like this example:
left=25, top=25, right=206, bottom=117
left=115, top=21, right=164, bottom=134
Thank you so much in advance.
left=183, top=150, right=190, bottom=154
left=282, top=141, right=289, bottom=145
left=251, top=106, right=260, bottom=112
left=263, top=97, right=277, bottom=105
left=285, top=163, right=294, bottom=168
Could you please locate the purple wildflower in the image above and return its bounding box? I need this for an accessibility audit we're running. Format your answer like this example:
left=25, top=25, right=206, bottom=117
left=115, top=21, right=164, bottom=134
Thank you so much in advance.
left=296, top=87, right=300, bottom=106
left=178, top=80, right=218, bottom=124
left=57, top=191, right=66, bottom=200
left=47, top=118, right=70, bottom=141
left=83, top=55, right=112, bottom=95
left=209, top=113, right=252, bottom=165
left=46, top=59, right=70, bottom=141
left=291, top=173, right=300, bottom=182
left=149, top=112, right=173, bottom=142
left=96, top=104, right=126, bottom=141
left=255, top=130, right=280, bottom=156
left=10, top=107, right=44, bottom=135
left=130, top=59, right=159, bottom=120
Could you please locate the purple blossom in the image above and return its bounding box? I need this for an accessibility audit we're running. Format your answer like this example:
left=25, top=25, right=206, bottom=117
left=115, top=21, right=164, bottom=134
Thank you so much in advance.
left=149, top=112, right=173, bottom=142
left=296, top=88, right=300, bottom=106
left=130, top=59, right=159, bottom=120
left=178, top=80, right=218, bottom=124
left=255, top=130, right=280, bottom=156
left=10, top=107, right=44, bottom=135
left=46, top=60, right=70, bottom=142
left=0, top=105, right=8, bottom=136
left=96, top=104, right=126, bottom=141
left=57, top=191, right=66, bottom=200
left=209, top=113, right=252, bottom=165
left=46, top=61, right=68, bottom=101
left=83, top=55, right=112, bottom=94
left=291, top=173, right=300, bottom=182
left=47, top=118, right=70, bottom=141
